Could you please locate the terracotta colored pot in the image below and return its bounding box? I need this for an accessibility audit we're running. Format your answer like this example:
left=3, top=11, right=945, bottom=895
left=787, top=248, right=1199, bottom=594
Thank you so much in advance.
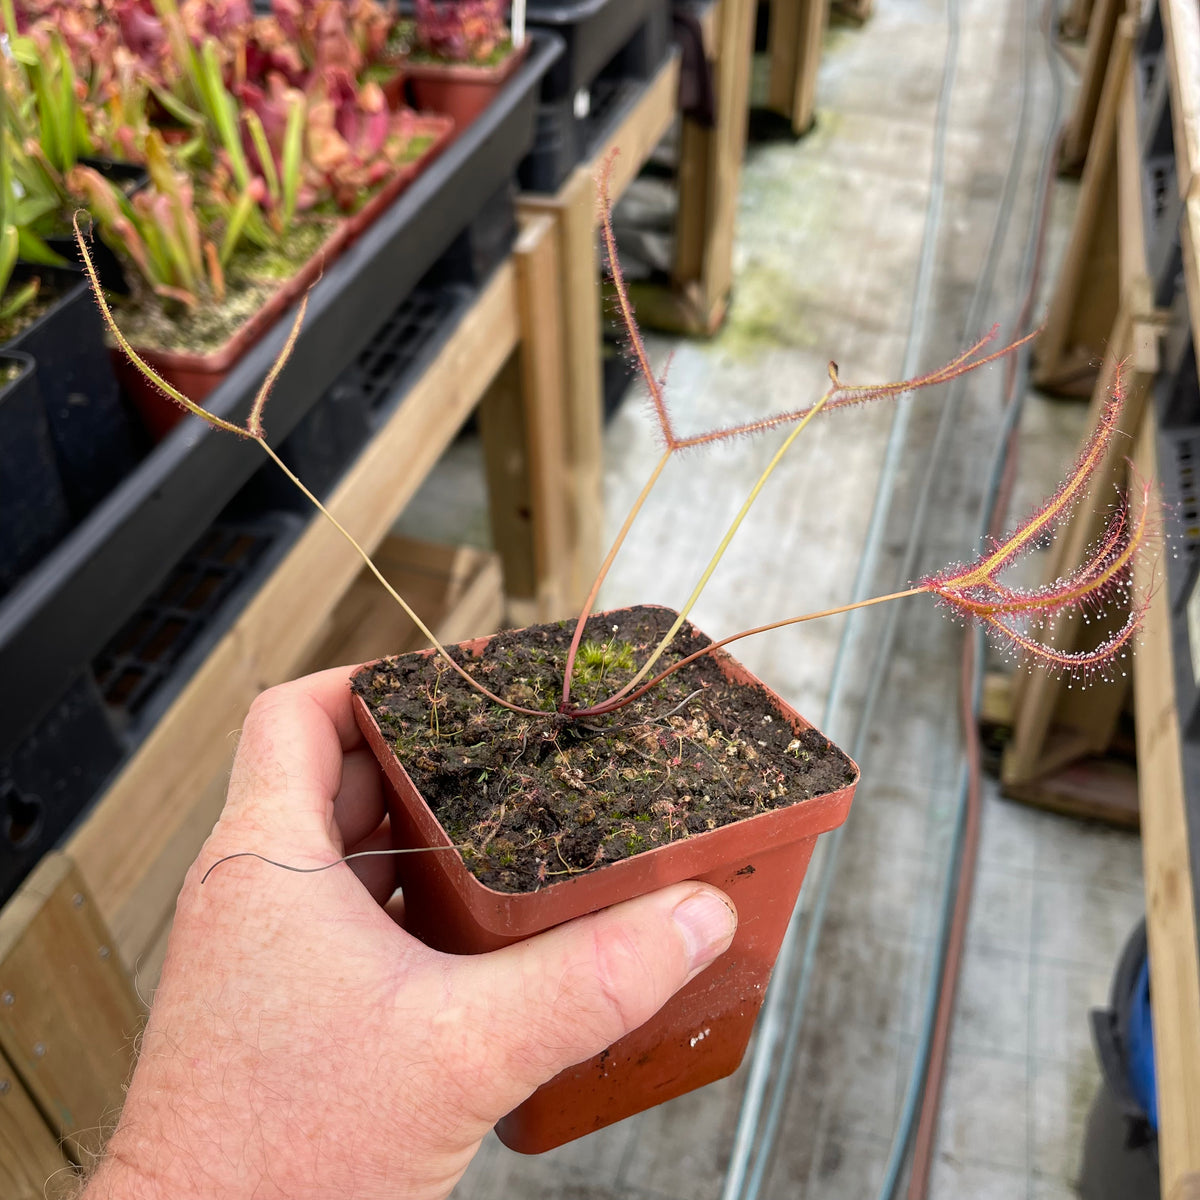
left=341, top=115, right=456, bottom=244
left=351, top=609, right=859, bottom=1153
left=115, top=222, right=348, bottom=441
left=401, top=40, right=530, bottom=131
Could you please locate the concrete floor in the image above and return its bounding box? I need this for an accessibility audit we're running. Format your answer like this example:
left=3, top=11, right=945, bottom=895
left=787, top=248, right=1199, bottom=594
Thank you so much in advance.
left=397, top=0, right=1148, bottom=1195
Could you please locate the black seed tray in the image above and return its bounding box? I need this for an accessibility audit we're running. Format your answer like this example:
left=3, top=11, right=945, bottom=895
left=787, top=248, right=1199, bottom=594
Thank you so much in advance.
left=1157, top=291, right=1200, bottom=612
left=526, top=0, right=670, bottom=100
left=0, top=32, right=562, bottom=762
left=0, top=672, right=123, bottom=908
left=1135, top=0, right=1184, bottom=309
left=519, top=0, right=673, bottom=193
left=250, top=277, right=475, bottom=508
left=92, top=510, right=303, bottom=743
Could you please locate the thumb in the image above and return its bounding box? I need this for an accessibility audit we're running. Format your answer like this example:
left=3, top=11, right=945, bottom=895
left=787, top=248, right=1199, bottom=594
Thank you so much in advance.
left=455, top=883, right=737, bottom=1112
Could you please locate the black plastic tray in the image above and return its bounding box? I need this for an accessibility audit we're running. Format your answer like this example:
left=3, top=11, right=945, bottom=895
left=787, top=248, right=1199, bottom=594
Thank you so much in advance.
left=519, top=0, right=673, bottom=193
left=248, top=275, right=475, bottom=506
left=92, top=510, right=304, bottom=743
left=1135, top=0, right=1184, bottom=309
left=526, top=0, right=669, bottom=99
left=0, top=672, right=123, bottom=908
left=0, top=31, right=563, bottom=761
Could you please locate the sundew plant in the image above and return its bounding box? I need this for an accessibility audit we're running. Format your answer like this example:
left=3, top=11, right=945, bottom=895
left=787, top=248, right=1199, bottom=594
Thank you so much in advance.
left=78, top=154, right=1154, bottom=722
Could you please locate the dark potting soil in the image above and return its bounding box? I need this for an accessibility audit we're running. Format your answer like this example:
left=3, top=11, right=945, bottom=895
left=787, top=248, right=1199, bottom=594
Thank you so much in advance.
left=354, top=606, right=855, bottom=893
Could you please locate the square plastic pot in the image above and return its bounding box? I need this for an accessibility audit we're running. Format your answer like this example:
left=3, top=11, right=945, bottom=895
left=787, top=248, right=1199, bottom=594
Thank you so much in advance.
left=113, top=222, right=348, bottom=441
left=351, top=609, right=858, bottom=1153
left=402, top=41, right=531, bottom=131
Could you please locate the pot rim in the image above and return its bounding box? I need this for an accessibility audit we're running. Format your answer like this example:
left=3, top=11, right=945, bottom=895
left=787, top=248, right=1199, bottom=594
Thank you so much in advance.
left=401, top=38, right=530, bottom=85
left=352, top=605, right=861, bottom=905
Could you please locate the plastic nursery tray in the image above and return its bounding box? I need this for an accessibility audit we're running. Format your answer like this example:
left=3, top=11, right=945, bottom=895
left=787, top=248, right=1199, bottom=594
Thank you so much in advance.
left=519, top=0, right=673, bottom=193
left=0, top=509, right=298, bottom=908
left=0, top=32, right=563, bottom=763
left=1134, top=0, right=1184, bottom=309
left=251, top=277, right=475, bottom=505
left=0, top=672, right=122, bottom=908
left=92, top=511, right=303, bottom=742
left=525, top=0, right=670, bottom=100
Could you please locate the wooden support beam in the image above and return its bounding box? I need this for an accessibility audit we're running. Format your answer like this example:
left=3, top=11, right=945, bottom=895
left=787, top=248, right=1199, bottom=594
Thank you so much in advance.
left=0, top=855, right=140, bottom=1161
left=515, top=54, right=682, bottom=609
left=1034, top=14, right=1132, bottom=395
left=0, top=1041, right=73, bottom=1200
left=1060, top=0, right=1096, bottom=41
left=1060, top=0, right=1125, bottom=174
left=301, top=538, right=503, bottom=672
left=661, top=0, right=757, bottom=335
left=765, top=0, right=828, bottom=136
left=1132, top=418, right=1200, bottom=1200
left=1160, top=0, right=1200, bottom=196
left=517, top=173, right=604, bottom=614
left=512, top=212, right=572, bottom=620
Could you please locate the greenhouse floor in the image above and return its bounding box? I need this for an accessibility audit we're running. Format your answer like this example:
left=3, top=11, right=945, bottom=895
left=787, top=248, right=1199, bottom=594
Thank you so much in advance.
left=395, top=0, right=1148, bottom=1194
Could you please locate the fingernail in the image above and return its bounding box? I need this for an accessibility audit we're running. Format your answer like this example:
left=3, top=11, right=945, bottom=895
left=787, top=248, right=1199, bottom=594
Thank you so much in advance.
left=673, top=889, right=737, bottom=973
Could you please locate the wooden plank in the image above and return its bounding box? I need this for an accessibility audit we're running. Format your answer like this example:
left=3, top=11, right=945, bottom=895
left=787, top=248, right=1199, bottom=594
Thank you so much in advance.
left=68, top=263, right=521, bottom=969
left=517, top=55, right=681, bottom=608
left=514, top=213, right=573, bottom=620
left=480, top=353, right=538, bottom=619
left=1161, top=0, right=1200, bottom=195
left=302, top=538, right=503, bottom=671
left=554, top=170, right=606, bottom=610
left=1034, top=15, right=1131, bottom=394
left=1002, top=757, right=1140, bottom=828
left=1060, top=0, right=1124, bottom=173
left=667, top=0, right=756, bottom=332
left=697, top=0, right=756, bottom=317
left=1060, top=0, right=1096, bottom=40
left=0, top=1043, right=73, bottom=1200
left=1132, top=416, right=1200, bottom=1200
left=766, top=0, right=828, bottom=135
left=0, top=855, right=140, bottom=1161
left=1117, top=59, right=1149, bottom=294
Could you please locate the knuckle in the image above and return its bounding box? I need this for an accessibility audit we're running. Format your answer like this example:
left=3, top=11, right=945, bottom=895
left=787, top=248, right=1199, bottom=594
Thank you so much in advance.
left=588, top=923, right=661, bottom=1038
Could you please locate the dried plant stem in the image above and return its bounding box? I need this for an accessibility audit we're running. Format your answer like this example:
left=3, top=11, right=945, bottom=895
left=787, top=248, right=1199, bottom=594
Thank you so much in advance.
left=590, top=384, right=836, bottom=711
left=573, top=586, right=929, bottom=717
left=561, top=448, right=672, bottom=708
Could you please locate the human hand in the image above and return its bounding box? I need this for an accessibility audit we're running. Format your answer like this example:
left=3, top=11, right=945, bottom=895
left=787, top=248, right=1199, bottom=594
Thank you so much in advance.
left=83, top=667, right=737, bottom=1200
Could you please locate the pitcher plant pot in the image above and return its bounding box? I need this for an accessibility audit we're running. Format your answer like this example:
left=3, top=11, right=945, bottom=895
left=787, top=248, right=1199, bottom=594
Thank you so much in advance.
left=351, top=605, right=858, bottom=1153
left=401, top=40, right=530, bottom=131
left=113, top=221, right=348, bottom=441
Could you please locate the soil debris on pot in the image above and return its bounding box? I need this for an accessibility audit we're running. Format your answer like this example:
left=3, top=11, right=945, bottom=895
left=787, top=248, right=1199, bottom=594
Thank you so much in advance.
left=353, top=606, right=855, bottom=893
